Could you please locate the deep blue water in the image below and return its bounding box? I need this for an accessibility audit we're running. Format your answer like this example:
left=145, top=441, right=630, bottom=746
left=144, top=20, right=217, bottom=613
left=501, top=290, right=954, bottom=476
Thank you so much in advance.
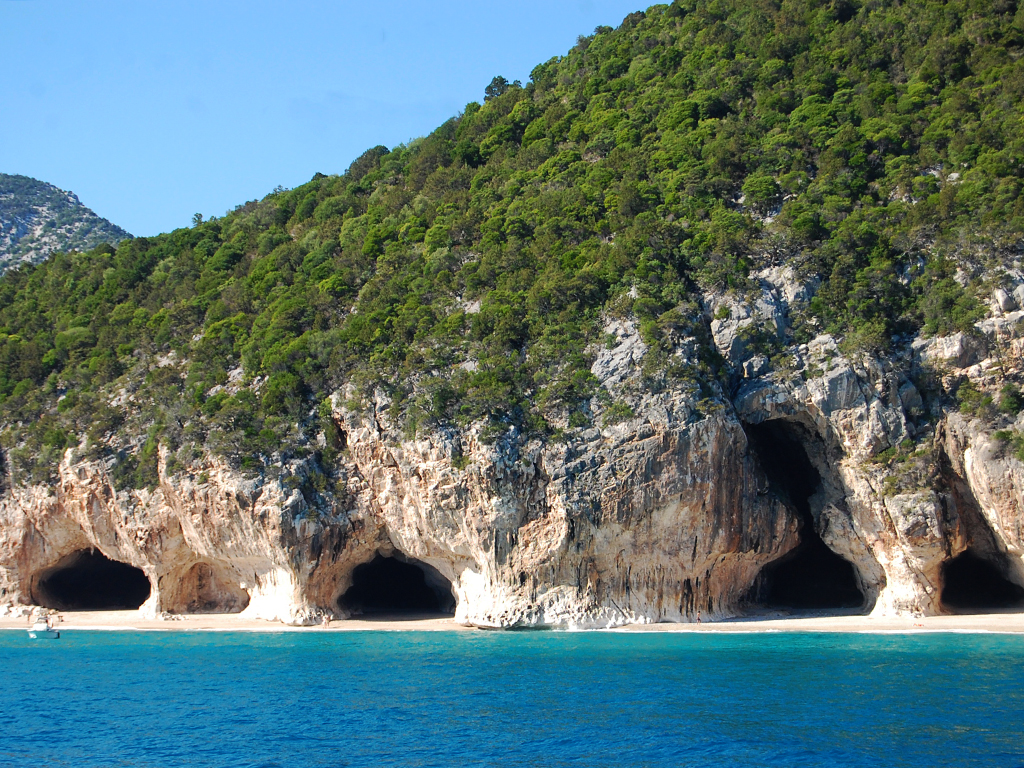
left=1, top=630, right=1022, bottom=767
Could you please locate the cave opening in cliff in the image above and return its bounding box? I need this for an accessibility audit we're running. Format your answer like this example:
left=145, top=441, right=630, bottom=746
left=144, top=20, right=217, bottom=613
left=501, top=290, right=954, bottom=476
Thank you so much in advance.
left=941, top=549, right=1024, bottom=612
left=32, top=549, right=152, bottom=611
left=744, top=419, right=865, bottom=610
left=338, top=554, right=455, bottom=617
left=176, top=562, right=250, bottom=614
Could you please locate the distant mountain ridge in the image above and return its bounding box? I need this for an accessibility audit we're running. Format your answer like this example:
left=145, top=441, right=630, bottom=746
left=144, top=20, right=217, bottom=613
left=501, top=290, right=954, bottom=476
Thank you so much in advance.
left=0, top=174, right=130, bottom=273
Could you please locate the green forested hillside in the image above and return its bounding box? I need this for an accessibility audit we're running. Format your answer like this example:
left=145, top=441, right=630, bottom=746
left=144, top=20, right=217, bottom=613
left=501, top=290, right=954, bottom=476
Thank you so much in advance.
left=1, top=0, right=1021, bottom=486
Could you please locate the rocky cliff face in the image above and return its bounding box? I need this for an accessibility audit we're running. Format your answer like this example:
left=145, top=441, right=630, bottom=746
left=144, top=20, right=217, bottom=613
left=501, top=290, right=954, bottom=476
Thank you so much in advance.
left=3, top=268, right=1024, bottom=626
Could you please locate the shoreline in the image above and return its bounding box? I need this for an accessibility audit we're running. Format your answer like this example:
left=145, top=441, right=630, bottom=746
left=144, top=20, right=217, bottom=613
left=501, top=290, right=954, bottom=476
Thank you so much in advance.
left=617, top=611, right=1024, bottom=634
left=0, top=610, right=469, bottom=633
left=3, top=609, right=1024, bottom=634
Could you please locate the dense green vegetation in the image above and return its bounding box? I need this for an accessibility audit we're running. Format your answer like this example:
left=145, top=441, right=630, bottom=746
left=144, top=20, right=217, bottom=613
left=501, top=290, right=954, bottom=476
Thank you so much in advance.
left=1, top=0, right=1023, bottom=486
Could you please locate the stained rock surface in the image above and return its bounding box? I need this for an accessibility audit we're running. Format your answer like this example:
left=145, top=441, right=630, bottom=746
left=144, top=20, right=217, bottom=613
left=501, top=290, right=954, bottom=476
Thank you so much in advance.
left=3, top=270, right=1024, bottom=626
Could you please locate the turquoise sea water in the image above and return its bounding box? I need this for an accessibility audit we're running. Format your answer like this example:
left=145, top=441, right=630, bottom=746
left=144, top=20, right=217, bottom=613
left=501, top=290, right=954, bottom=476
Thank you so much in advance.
left=1, top=630, right=1022, bottom=767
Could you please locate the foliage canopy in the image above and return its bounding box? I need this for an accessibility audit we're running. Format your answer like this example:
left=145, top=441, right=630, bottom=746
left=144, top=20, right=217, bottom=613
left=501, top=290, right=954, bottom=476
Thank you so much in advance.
left=2, top=0, right=1022, bottom=484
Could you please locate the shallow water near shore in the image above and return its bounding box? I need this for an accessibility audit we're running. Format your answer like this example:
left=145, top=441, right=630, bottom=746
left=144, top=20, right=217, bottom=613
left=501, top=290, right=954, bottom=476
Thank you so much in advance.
left=1, top=630, right=1022, bottom=767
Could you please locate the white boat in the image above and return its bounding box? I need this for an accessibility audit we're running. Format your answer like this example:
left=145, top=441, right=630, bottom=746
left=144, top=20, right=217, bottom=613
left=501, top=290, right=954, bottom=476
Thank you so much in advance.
left=27, top=619, right=60, bottom=639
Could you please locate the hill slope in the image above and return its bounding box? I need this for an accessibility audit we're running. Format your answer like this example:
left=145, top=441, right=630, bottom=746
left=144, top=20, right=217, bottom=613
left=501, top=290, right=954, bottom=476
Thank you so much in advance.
left=0, top=0, right=1021, bottom=482
left=0, top=174, right=130, bottom=273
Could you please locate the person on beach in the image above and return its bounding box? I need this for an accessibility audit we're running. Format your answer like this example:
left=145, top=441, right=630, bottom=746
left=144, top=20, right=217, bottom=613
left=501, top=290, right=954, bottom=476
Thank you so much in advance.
left=696, top=610, right=701, bottom=625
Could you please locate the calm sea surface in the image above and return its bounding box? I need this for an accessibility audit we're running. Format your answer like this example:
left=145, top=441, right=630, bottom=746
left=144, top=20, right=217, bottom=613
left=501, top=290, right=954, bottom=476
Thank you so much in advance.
left=1, top=629, right=1022, bottom=767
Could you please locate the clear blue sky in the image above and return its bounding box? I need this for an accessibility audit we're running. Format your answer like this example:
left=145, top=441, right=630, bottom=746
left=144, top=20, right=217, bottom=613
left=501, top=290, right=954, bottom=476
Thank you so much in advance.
left=1, top=0, right=647, bottom=237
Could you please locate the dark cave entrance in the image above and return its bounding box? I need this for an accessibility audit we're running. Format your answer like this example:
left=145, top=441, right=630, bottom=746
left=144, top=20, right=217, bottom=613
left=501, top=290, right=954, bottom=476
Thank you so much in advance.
left=32, top=549, right=152, bottom=610
left=745, top=420, right=865, bottom=610
left=338, top=554, right=455, bottom=616
left=941, top=549, right=1024, bottom=613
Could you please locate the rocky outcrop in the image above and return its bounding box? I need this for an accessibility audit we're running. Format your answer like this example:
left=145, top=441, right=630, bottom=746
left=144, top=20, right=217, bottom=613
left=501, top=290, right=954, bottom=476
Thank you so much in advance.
left=0, top=389, right=797, bottom=627
left=723, top=268, right=1024, bottom=617
left=3, top=271, right=1024, bottom=626
left=333, top=388, right=797, bottom=627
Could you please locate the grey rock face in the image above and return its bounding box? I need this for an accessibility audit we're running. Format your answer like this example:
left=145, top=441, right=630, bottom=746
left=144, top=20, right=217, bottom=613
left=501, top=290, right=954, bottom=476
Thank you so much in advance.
left=591, top=320, right=647, bottom=389
left=1013, top=284, right=1024, bottom=309
left=912, top=333, right=988, bottom=370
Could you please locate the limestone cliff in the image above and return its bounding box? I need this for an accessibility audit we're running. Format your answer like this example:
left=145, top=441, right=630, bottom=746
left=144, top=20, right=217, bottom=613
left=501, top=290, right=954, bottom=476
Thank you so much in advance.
left=3, top=269, right=1024, bottom=626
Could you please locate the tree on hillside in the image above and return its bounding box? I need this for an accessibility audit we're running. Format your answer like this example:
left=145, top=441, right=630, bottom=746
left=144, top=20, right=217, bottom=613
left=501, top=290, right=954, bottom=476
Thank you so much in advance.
left=484, top=76, right=510, bottom=101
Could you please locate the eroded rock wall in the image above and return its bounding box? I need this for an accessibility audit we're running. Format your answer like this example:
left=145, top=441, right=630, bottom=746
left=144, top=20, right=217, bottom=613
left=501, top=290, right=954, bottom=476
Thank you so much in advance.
left=0, top=389, right=797, bottom=627
left=3, top=267, right=1024, bottom=626
left=717, top=267, right=1024, bottom=616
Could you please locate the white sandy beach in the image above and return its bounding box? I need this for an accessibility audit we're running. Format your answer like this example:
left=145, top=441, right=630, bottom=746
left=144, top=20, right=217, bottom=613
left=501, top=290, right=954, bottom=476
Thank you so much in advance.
left=0, top=610, right=469, bottom=633
left=3, top=609, right=1024, bottom=633
left=620, top=611, right=1024, bottom=634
